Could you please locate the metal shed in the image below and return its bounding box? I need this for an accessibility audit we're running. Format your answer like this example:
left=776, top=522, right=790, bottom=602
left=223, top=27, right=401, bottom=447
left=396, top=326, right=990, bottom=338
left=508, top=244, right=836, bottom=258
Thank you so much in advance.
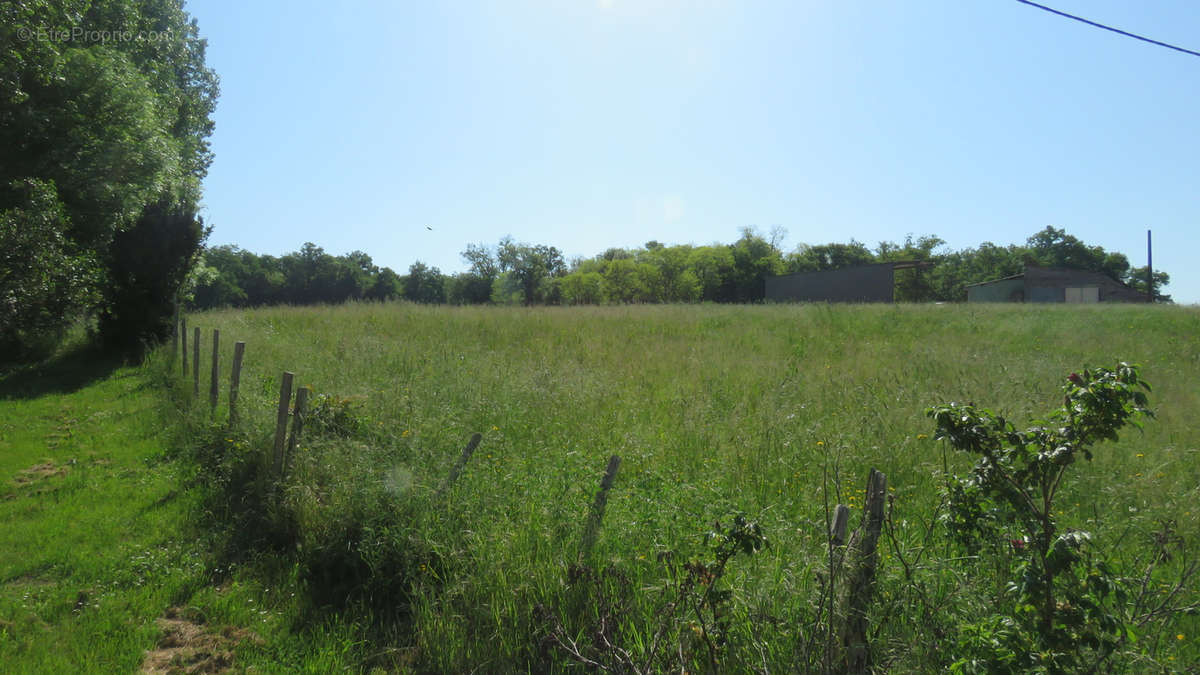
left=966, top=265, right=1148, bottom=303
left=765, top=261, right=932, bottom=303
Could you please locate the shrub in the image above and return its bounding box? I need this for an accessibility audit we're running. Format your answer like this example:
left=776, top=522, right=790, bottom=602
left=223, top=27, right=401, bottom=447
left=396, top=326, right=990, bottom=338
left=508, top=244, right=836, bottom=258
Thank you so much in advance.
left=929, top=363, right=1152, bottom=672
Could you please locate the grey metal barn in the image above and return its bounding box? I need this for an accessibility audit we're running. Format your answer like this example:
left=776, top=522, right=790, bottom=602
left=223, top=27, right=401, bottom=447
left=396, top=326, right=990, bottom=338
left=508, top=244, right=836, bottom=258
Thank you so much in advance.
left=966, top=265, right=1148, bottom=303
left=765, top=262, right=931, bottom=303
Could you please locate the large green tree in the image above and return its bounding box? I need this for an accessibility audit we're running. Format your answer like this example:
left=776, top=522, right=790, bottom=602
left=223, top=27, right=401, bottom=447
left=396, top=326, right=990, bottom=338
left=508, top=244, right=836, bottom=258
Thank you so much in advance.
left=496, top=237, right=566, bottom=306
left=0, top=180, right=100, bottom=358
left=451, top=243, right=498, bottom=304
left=0, top=0, right=218, bottom=359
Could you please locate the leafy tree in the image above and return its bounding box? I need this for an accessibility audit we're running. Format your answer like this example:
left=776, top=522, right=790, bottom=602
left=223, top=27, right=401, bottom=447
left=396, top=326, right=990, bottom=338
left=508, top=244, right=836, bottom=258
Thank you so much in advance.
left=0, top=0, right=218, bottom=357
left=366, top=267, right=402, bottom=301
left=600, top=258, right=649, bottom=303
left=687, top=246, right=736, bottom=302
left=497, top=237, right=566, bottom=305
left=453, top=243, right=499, bottom=304
left=0, top=179, right=100, bottom=360
left=1126, top=266, right=1171, bottom=303
left=559, top=271, right=604, bottom=305
left=98, top=197, right=207, bottom=355
left=784, top=240, right=875, bottom=273
left=281, top=243, right=330, bottom=303
left=929, top=242, right=1025, bottom=302
left=728, top=228, right=784, bottom=302
left=876, top=234, right=945, bottom=302
left=490, top=272, right=523, bottom=305
left=599, top=247, right=635, bottom=261
left=462, top=243, right=499, bottom=279
left=327, top=251, right=375, bottom=303
left=1099, top=252, right=1131, bottom=285
left=639, top=244, right=700, bottom=303
left=403, top=261, right=446, bottom=304
left=182, top=253, right=228, bottom=307
left=1025, top=226, right=1108, bottom=272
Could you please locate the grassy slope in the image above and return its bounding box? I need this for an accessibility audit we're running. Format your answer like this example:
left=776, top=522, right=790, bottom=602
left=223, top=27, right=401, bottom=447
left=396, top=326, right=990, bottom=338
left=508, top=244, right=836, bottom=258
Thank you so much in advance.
left=0, top=349, right=204, bottom=671
left=178, top=302, right=1199, bottom=671
left=0, top=347, right=368, bottom=672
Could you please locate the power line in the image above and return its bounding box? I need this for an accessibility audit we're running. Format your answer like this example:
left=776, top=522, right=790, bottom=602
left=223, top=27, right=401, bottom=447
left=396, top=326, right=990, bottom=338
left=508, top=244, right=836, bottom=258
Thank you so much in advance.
left=1015, top=0, right=1200, bottom=58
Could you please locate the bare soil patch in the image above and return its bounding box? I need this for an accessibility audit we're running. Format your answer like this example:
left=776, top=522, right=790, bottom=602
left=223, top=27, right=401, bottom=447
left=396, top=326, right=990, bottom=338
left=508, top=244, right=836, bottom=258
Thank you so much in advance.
left=13, top=462, right=67, bottom=486
left=140, top=607, right=260, bottom=674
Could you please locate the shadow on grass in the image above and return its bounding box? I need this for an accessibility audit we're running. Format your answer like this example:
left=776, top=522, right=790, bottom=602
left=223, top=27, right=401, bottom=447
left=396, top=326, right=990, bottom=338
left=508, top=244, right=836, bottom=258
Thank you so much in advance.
left=0, top=344, right=124, bottom=401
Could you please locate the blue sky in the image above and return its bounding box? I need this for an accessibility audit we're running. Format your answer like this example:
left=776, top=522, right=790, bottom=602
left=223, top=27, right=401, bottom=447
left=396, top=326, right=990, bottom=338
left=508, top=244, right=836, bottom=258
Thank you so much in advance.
left=187, top=0, right=1199, bottom=302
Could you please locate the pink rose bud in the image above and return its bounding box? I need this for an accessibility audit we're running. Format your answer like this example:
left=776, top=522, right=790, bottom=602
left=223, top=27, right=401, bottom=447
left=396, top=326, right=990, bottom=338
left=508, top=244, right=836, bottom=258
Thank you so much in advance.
left=1068, top=373, right=1084, bottom=386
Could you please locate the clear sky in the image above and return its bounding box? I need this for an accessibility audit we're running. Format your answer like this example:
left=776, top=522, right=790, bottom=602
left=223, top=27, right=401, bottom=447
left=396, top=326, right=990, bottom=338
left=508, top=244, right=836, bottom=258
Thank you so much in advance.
left=186, top=0, right=1199, bottom=303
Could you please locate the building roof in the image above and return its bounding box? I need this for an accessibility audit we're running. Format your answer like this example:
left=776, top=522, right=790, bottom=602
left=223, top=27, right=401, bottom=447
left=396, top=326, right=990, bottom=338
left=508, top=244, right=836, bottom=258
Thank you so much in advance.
left=965, top=272, right=1024, bottom=288
left=769, top=260, right=935, bottom=280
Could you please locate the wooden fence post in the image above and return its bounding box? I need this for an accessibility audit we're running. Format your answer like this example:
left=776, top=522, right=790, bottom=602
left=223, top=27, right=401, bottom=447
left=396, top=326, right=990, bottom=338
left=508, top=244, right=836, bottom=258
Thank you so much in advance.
left=192, top=326, right=200, bottom=396
left=580, top=455, right=622, bottom=560
left=438, top=433, right=483, bottom=496
left=839, top=468, right=887, bottom=675
left=181, top=317, right=188, bottom=377
left=831, top=504, right=850, bottom=548
left=209, top=329, right=220, bottom=411
left=172, top=303, right=179, bottom=372
left=272, top=372, right=294, bottom=478
left=228, top=341, right=245, bottom=426
left=283, top=386, right=309, bottom=479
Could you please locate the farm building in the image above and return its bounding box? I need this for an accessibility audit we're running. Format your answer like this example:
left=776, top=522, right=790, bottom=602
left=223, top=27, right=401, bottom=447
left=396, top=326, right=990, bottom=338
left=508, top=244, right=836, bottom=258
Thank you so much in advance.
left=966, top=265, right=1148, bottom=303
left=765, top=261, right=933, bottom=303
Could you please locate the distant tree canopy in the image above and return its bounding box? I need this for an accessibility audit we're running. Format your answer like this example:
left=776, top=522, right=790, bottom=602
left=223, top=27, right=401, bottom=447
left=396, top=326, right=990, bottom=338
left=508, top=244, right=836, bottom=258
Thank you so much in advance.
left=189, top=226, right=1168, bottom=311
left=1, top=0, right=218, bottom=360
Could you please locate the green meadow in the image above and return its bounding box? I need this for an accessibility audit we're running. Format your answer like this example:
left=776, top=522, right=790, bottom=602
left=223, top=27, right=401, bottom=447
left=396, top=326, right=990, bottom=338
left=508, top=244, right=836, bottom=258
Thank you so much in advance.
left=3, top=303, right=1198, bottom=671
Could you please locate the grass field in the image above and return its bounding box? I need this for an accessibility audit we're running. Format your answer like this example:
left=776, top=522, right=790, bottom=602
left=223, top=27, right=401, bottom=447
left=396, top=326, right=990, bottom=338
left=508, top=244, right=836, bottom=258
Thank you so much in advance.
left=2, top=303, right=1198, bottom=672
left=0, top=347, right=208, bottom=671
left=162, top=302, right=1199, bottom=672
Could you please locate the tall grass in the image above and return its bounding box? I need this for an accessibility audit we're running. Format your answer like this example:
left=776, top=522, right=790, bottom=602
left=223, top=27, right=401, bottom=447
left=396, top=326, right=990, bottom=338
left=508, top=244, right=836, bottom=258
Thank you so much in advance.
left=164, top=302, right=1200, bottom=671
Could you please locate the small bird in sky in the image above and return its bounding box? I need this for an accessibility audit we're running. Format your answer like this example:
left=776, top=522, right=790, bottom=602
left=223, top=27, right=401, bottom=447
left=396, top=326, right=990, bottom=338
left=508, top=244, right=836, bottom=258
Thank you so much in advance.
left=426, top=225, right=433, bottom=231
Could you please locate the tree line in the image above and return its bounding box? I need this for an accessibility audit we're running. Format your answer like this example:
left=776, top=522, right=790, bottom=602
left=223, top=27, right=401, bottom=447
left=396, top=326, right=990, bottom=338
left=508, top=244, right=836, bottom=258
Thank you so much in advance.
left=1, top=0, right=218, bottom=361
left=188, top=226, right=1169, bottom=311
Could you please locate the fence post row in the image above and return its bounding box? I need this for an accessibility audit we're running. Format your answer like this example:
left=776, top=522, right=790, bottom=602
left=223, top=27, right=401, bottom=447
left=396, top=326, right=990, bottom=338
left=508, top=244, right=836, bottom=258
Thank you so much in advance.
left=192, top=326, right=200, bottom=396
left=229, top=341, right=245, bottom=426
left=579, top=454, right=622, bottom=560
left=209, top=329, right=220, bottom=411
left=164, top=322, right=894, bottom=672
left=272, top=372, right=295, bottom=478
